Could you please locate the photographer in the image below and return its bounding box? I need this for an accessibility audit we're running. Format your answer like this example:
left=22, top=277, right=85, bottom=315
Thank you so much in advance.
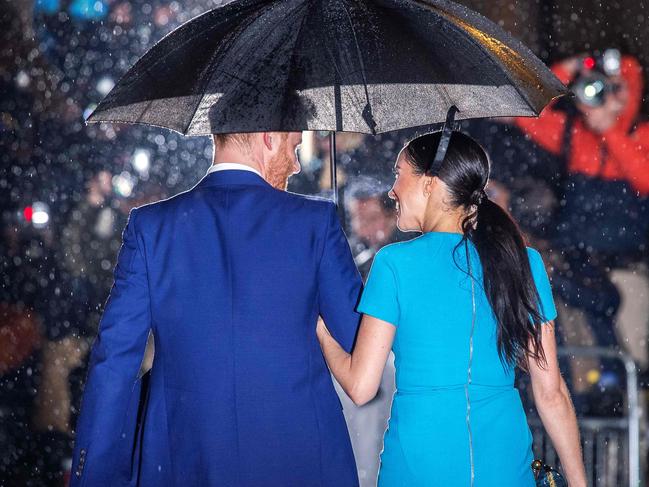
left=515, top=52, right=649, bottom=198
left=510, top=51, right=649, bottom=392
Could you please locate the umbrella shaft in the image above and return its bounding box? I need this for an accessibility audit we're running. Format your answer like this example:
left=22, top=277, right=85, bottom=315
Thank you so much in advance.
left=329, top=132, right=338, bottom=206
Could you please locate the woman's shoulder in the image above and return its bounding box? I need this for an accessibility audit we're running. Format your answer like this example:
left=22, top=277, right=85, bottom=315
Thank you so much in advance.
left=374, top=235, right=427, bottom=259
left=373, top=241, right=406, bottom=263
left=375, top=232, right=466, bottom=263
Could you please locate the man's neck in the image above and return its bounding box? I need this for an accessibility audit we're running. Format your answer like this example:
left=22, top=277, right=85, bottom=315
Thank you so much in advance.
left=208, top=162, right=262, bottom=178
left=213, top=145, right=264, bottom=177
left=212, top=160, right=263, bottom=174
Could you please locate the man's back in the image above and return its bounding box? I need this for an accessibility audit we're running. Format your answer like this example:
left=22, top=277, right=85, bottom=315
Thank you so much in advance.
left=71, top=169, right=362, bottom=487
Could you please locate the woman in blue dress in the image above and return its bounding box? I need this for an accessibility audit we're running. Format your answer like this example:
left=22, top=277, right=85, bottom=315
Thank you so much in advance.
left=317, top=131, right=586, bottom=487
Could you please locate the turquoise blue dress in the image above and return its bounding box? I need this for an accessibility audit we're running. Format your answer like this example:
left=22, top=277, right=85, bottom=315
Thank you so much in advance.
left=357, top=232, right=557, bottom=487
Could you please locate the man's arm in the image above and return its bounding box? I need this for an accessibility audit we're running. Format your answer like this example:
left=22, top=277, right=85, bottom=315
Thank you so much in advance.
left=70, top=208, right=152, bottom=486
left=316, top=202, right=363, bottom=353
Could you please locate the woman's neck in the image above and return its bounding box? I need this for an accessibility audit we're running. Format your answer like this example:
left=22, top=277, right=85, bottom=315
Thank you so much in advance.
left=421, top=210, right=465, bottom=234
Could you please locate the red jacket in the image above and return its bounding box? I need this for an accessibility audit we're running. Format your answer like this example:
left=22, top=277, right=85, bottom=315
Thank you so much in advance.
left=514, top=56, right=649, bottom=195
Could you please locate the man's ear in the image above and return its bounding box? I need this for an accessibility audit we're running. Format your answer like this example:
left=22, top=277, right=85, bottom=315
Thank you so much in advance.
left=262, top=132, right=274, bottom=151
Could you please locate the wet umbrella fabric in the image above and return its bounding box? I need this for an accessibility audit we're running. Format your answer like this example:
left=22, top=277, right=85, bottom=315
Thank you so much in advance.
left=87, top=0, right=567, bottom=136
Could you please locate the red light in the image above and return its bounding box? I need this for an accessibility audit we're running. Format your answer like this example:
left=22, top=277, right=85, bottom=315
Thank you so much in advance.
left=23, top=206, right=33, bottom=222
left=583, top=57, right=596, bottom=70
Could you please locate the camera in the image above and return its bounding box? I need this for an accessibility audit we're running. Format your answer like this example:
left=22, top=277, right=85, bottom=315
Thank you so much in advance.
left=571, top=49, right=622, bottom=107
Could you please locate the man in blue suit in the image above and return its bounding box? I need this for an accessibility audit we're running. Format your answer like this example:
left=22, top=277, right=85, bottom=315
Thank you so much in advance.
left=70, top=132, right=362, bottom=486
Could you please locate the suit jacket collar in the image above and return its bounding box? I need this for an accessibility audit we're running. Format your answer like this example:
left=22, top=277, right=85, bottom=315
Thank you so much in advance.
left=196, top=169, right=272, bottom=189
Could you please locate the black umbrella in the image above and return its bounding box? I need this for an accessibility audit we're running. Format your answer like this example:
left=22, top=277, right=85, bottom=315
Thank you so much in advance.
left=87, top=0, right=567, bottom=200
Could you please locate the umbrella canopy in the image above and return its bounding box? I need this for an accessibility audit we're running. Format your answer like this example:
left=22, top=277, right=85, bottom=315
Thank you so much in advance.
left=87, top=0, right=567, bottom=136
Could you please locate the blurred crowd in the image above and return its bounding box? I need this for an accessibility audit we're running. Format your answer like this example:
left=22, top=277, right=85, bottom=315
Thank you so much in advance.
left=1, top=0, right=214, bottom=484
left=1, top=0, right=649, bottom=486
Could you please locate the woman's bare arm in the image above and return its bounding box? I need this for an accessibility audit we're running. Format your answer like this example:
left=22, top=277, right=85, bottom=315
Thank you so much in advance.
left=317, top=314, right=395, bottom=406
left=528, top=321, right=587, bottom=487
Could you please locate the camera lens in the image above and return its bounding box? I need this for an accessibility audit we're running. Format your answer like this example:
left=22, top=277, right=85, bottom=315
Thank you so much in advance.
left=573, top=77, right=606, bottom=107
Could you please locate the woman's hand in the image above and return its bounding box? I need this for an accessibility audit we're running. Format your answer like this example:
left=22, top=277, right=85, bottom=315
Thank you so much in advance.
left=316, top=316, right=330, bottom=342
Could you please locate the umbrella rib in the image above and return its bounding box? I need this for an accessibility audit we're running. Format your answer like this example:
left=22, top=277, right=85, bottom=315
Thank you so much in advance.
left=324, top=43, right=347, bottom=131
left=444, top=8, right=538, bottom=111
left=279, top=0, right=313, bottom=127
left=220, top=72, right=263, bottom=95
left=340, top=1, right=378, bottom=133
left=450, top=23, right=534, bottom=111
left=138, top=2, right=279, bottom=75
left=138, top=12, right=234, bottom=79
left=183, top=6, right=270, bottom=134
left=187, top=0, right=309, bottom=134
left=409, top=0, right=535, bottom=112
left=321, top=2, right=371, bottom=132
left=183, top=13, right=259, bottom=134
left=340, top=2, right=371, bottom=107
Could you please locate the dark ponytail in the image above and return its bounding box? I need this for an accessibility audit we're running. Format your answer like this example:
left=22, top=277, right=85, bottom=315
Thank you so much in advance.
left=405, top=131, right=546, bottom=369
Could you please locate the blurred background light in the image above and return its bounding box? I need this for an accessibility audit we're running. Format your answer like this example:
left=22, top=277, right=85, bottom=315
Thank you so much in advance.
left=23, top=206, right=33, bottom=222
left=96, top=76, right=115, bottom=97
left=112, top=171, right=136, bottom=197
left=132, top=148, right=151, bottom=175
left=31, top=202, right=50, bottom=228
left=15, top=71, right=30, bottom=89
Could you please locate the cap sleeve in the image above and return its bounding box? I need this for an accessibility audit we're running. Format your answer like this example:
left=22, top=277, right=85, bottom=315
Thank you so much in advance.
left=527, top=248, right=558, bottom=324
left=357, top=249, right=399, bottom=326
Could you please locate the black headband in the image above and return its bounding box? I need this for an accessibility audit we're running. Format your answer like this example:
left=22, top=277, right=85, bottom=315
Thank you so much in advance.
left=427, top=105, right=459, bottom=175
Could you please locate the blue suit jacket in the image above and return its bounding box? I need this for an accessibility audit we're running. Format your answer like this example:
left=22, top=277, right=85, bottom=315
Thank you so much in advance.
left=71, top=170, right=362, bottom=487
